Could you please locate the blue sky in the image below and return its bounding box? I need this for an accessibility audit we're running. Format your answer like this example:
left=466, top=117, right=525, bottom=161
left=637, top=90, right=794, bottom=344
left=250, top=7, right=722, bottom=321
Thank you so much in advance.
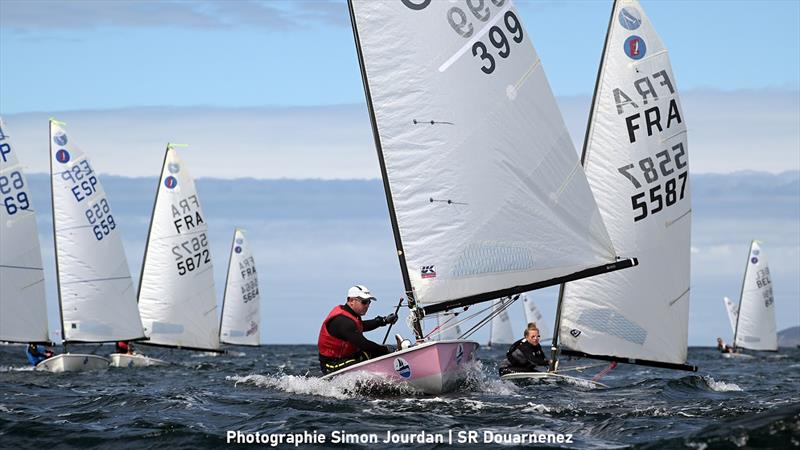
left=1, top=0, right=799, bottom=112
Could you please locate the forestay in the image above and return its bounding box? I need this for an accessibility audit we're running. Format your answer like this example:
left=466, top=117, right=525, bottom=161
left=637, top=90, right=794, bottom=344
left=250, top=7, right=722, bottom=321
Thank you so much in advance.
left=49, top=121, right=144, bottom=343
left=220, top=229, right=261, bottom=346
left=723, top=296, right=738, bottom=335
left=138, top=146, right=220, bottom=351
left=559, top=0, right=692, bottom=367
left=350, top=0, right=620, bottom=311
left=0, top=117, right=49, bottom=343
left=522, top=294, right=550, bottom=339
left=489, top=299, right=515, bottom=346
left=733, top=241, right=777, bottom=351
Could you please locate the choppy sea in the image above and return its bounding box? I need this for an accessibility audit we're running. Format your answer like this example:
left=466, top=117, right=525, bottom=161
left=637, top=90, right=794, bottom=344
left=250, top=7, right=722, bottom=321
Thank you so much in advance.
left=1, top=344, right=798, bottom=449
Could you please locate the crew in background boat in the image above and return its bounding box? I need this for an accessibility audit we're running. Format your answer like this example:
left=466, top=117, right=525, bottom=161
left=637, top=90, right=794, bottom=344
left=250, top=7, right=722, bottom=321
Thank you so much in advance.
left=498, top=324, right=550, bottom=376
left=318, top=285, right=398, bottom=374
left=716, top=337, right=734, bottom=354
left=115, top=341, right=134, bottom=354
left=25, top=343, right=54, bottom=366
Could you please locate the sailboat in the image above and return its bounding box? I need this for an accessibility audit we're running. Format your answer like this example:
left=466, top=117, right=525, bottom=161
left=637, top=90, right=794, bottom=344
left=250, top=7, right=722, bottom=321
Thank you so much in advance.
left=136, top=144, right=222, bottom=355
left=40, top=119, right=146, bottom=372
left=325, top=0, right=637, bottom=394
left=0, top=117, right=50, bottom=346
left=542, top=0, right=696, bottom=382
left=522, top=294, right=550, bottom=340
left=488, top=298, right=515, bottom=348
left=219, top=229, right=261, bottom=347
left=725, top=241, right=777, bottom=354
left=435, top=312, right=462, bottom=341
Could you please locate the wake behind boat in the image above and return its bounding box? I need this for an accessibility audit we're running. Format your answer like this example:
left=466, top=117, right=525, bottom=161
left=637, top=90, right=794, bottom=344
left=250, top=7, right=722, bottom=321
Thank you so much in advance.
left=109, top=353, right=169, bottom=368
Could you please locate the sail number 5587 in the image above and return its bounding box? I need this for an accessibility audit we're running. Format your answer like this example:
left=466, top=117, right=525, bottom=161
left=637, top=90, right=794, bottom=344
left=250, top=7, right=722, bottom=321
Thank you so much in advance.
left=618, top=142, right=688, bottom=222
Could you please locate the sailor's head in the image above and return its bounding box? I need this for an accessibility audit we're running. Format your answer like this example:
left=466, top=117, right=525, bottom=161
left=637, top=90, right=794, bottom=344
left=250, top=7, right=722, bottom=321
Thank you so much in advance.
left=524, top=323, right=541, bottom=345
left=346, top=284, right=376, bottom=316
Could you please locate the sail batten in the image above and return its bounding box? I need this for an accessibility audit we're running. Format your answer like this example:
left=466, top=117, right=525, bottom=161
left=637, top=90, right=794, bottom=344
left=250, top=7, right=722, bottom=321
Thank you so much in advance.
left=0, top=117, right=50, bottom=344
left=49, top=121, right=145, bottom=343
left=559, top=0, right=692, bottom=368
left=137, top=146, right=221, bottom=351
left=350, top=0, right=627, bottom=313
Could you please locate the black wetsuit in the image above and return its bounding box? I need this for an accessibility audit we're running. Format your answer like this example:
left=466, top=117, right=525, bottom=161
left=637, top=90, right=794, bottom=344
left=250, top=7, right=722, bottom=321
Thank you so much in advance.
left=319, top=304, right=390, bottom=374
left=498, top=339, right=549, bottom=376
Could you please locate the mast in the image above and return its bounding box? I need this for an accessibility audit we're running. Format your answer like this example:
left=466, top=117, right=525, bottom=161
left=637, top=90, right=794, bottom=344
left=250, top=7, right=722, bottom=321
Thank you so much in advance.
left=218, top=228, right=237, bottom=344
left=49, top=119, right=66, bottom=352
left=136, top=145, right=170, bottom=300
left=732, top=240, right=754, bottom=351
left=347, top=0, right=422, bottom=339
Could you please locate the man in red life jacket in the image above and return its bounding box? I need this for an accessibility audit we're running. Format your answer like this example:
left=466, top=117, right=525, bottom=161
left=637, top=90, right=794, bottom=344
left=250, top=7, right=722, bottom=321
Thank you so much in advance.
left=318, top=285, right=398, bottom=374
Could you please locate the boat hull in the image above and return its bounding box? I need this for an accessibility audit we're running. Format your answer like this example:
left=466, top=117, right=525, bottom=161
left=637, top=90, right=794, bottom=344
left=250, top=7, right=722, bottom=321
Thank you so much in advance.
left=109, top=353, right=169, bottom=368
left=500, top=371, right=607, bottom=388
left=35, top=354, right=110, bottom=373
left=321, top=340, right=479, bottom=394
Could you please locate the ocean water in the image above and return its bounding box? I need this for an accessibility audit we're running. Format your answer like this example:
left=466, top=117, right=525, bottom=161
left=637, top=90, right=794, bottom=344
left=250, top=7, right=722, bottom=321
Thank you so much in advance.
left=0, top=344, right=798, bottom=449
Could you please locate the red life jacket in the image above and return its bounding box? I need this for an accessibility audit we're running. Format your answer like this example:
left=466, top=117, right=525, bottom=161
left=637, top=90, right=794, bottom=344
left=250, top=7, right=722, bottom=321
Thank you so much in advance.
left=318, top=305, right=363, bottom=358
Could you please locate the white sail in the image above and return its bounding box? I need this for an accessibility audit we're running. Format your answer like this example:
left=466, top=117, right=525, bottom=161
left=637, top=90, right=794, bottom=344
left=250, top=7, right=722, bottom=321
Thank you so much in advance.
left=436, top=312, right=462, bottom=340
left=559, top=0, right=691, bottom=366
left=723, top=296, right=738, bottom=335
left=522, top=294, right=550, bottom=339
left=734, top=241, right=777, bottom=351
left=488, top=299, right=515, bottom=346
left=0, top=117, right=49, bottom=343
left=137, top=146, right=220, bottom=351
left=350, top=0, right=620, bottom=310
left=49, top=121, right=144, bottom=343
left=219, top=229, right=261, bottom=346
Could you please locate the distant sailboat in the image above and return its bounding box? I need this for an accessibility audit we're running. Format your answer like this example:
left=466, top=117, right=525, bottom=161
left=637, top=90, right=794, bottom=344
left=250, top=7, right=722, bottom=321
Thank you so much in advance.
left=551, top=0, right=696, bottom=377
left=137, top=144, right=222, bottom=354
left=488, top=298, right=515, bottom=348
left=723, top=296, right=738, bottom=334
left=328, top=0, right=636, bottom=394
left=522, top=294, right=550, bottom=340
left=435, top=312, right=462, bottom=341
left=729, top=241, right=777, bottom=352
left=0, top=117, right=50, bottom=345
left=219, top=229, right=261, bottom=347
left=40, top=119, right=145, bottom=372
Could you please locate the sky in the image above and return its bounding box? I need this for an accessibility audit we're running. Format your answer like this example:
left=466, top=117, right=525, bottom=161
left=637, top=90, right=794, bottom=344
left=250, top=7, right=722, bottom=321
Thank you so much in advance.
left=0, top=1, right=799, bottom=350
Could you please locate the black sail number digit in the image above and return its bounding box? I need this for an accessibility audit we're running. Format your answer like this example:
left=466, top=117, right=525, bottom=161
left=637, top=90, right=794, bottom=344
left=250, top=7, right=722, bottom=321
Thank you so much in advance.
left=489, top=26, right=510, bottom=58
left=448, top=7, right=474, bottom=38
left=472, top=41, right=495, bottom=74
left=504, top=10, right=523, bottom=43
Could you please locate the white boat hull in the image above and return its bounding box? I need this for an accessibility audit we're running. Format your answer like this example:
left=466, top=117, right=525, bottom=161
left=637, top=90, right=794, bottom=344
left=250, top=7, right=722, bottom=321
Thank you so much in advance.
left=321, top=340, right=479, bottom=395
left=500, top=371, right=607, bottom=388
left=109, top=353, right=169, bottom=368
left=721, top=352, right=754, bottom=359
left=35, top=354, right=110, bottom=373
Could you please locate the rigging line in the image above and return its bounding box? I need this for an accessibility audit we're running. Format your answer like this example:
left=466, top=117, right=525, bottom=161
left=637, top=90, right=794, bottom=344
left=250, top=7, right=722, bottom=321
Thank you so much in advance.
left=665, top=209, right=691, bottom=227
left=461, top=295, right=521, bottom=339
left=412, top=120, right=454, bottom=125
left=669, top=287, right=690, bottom=306
left=61, top=275, right=132, bottom=285
left=0, top=264, right=44, bottom=271
left=429, top=198, right=468, bottom=205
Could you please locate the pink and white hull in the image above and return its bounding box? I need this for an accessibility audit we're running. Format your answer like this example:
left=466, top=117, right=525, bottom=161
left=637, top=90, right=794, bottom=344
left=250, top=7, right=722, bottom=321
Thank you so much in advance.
left=321, top=340, right=479, bottom=394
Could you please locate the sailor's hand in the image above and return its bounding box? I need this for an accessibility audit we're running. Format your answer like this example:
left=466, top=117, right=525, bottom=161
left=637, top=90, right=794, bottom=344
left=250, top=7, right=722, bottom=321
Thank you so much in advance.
left=384, top=313, right=398, bottom=325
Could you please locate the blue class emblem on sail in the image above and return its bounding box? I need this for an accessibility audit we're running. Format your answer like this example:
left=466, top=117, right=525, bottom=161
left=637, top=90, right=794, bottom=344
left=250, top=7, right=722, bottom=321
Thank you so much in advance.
left=619, top=7, right=642, bottom=30
left=751, top=257, right=759, bottom=264
left=55, top=149, right=71, bottom=163
left=53, top=132, right=68, bottom=146
left=235, top=238, right=244, bottom=245
left=624, top=36, right=646, bottom=60
left=164, top=176, right=178, bottom=189
left=235, top=246, right=242, bottom=254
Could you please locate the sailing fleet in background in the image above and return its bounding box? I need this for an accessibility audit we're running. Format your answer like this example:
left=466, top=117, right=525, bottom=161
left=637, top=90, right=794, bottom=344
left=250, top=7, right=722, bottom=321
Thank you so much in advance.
left=0, top=119, right=262, bottom=372
left=0, top=0, right=786, bottom=390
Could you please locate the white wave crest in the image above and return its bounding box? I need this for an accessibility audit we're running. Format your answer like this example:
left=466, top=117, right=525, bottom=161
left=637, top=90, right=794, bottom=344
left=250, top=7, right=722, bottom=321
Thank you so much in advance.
left=227, top=371, right=418, bottom=399
left=703, top=375, right=743, bottom=392
left=0, top=365, right=34, bottom=372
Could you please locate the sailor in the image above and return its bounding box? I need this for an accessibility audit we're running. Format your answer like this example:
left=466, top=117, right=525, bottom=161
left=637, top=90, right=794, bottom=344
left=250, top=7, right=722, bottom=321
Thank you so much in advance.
left=498, top=323, right=550, bottom=376
left=318, top=285, right=398, bottom=374
left=115, top=341, right=134, bottom=354
left=25, top=343, right=54, bottom=366
left=716, top=337, right=734, bottom=353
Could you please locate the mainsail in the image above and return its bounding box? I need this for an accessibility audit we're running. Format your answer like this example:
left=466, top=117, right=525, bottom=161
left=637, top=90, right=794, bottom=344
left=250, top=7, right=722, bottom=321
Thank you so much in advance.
left=557, top=0, right=693, bottom=371
left=733, top=241, right=777, bottom=351
left=488, top=299, right=515, bottom=346
left=348, top=0, right=635, bottom=331
left=522, top=294, right=550, bottom=339
left=138, top=145, right=220, bottom=351
left=0, top=117, right=49, bottom=343
left=49, top=120, right=144, bottom=343
left=723, top=296, right=738, bottom=335
left=219, top=229, right=261, bottom=346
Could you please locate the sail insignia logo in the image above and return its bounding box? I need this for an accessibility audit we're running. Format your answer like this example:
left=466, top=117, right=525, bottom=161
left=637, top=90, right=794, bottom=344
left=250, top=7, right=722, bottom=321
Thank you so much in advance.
left=421, top=265, right=436, bottom=279
left=623, top=36, right=646, bottom=60
left=618, top=7, right=642, bottom=30
left=752, top=249, right=760, bottom=256
left=751, top=257, right=758, bottom=264
left=235, top=246, right=242, bottom=254
left=394, top=357, right=412, bottom=378
left=570, top=329, right=582, bottom=338
left=246, top=321, right=258, bottom=336
left=236, top=238, right=244, bottom=245
left=164, top=176, right=178, bottom=189
left=53, top=132, right=68, bottom=146
left=455, top=343, right=464, bottom=364
left=168, top=163, right=180, bottom=174
left=55, top=149, right=71, bottom=164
